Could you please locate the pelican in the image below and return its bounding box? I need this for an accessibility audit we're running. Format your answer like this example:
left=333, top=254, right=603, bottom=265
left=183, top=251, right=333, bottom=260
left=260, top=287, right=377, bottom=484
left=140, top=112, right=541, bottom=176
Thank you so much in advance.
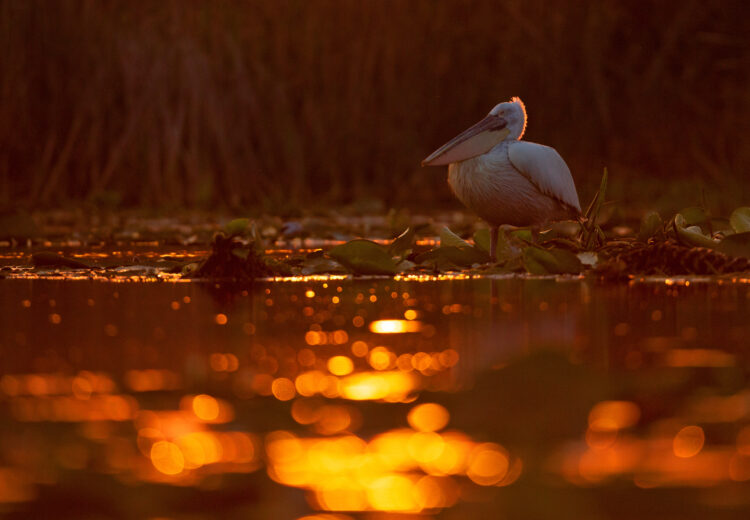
left=422, top=97, right=580, bottom=260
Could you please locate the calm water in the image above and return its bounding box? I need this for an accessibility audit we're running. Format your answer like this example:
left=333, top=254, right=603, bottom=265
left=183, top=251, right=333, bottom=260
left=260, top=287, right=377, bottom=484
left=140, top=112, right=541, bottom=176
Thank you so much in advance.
left=2, top=273, right=750, bottom=519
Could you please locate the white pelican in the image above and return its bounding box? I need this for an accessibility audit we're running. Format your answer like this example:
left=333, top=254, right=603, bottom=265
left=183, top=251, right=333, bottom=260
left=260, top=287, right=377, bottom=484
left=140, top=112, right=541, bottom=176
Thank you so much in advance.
left=422, top=97, right=580, bottom=260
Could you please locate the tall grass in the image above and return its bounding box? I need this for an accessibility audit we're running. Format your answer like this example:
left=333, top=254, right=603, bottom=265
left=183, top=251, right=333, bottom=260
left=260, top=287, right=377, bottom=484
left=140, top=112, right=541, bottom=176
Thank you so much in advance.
left=1, top=0, right=747, bottom=210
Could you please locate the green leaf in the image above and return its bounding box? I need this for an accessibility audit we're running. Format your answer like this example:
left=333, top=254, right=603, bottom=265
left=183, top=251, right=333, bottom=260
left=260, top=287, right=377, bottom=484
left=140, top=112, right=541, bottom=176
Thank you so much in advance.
left=473, top=228, right=491, bottom=253
left=729, top=207, right=750, bottom=233
left=439, top=226, right=472, bottom=248
left=638, top=211, right=662, bottom=242
left=523, top=247, right=582, bottom=275
left=511, top=229, right=533, bottom=242
left=548, top=248, right=584, bottom=273
left=677, top=206, right=709, bottom=227
left=415, top=246, right=490, bottom=268
left=718, top=231, right=750, bottom=259
left=301, top=257, right=348, bottom=275
left=522, top=247, right=554, bottom=274
left=673, top=214, right=717, bottom=249
left=388, top=227, right=415, bottom=257
left=225, top=218, right=250, bottom=236
left=328, top=240, right=397, bottom=275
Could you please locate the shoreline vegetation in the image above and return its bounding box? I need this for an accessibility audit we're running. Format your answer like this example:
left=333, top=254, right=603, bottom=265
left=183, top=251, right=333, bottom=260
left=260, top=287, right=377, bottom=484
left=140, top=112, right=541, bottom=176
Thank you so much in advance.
left=1, top=1, right=747, bottom=211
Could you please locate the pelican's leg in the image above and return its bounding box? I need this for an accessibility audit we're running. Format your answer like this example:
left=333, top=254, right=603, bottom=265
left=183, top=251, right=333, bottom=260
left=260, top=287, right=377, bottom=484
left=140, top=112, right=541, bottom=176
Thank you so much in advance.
left=489, top=225, right=499, bottom=262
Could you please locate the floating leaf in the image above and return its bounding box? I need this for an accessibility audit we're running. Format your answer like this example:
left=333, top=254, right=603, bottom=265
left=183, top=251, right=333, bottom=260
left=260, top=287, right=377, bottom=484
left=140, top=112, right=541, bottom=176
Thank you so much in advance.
left=523, top=247, right=582, bottom=275
left=678, top=206, right=709, bottom=227
left=301, top=257, right=348, bottom=275
left=396, top=259, right=417, bottom=272
left=673, top=214, right=717, bottom=249
left=511, top=229, right=533, bottom=242
left=415, top=246, right=490, bottom=268
left=638, top=211, right=662, bottom=242
left=225, top=218, right=250, bottom=236
left=439, top=226, right=472, bottom=248
left=523, top=247, right=556, bottom=274
left=730, top=207, right=750, bottom=233
left=473, top=228, right=491, bottom=253
left=388, top=227, right=415, bottom=257
left=328, top=240, right=397, bottom=275
left=718, top=231, right=750, bottom=259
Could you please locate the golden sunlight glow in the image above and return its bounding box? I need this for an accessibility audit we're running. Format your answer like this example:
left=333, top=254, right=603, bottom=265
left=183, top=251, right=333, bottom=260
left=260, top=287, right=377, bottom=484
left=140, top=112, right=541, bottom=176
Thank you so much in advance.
left=407, top=403, right=450, bottom=432
left=339, top=371, right=417, bottom=402
left=327, top=356, right=354, bottom=376
left=367, top=475, right=419, bottom=512
left=588, top=401, right=641, bottom=432
left=150, top=441, right=185, bottom=475
left=466, top=443, right=510, bottom=486
left=368, top=347, right=395, bottom=370
left=191, top=394, right=220, bottom=421
left=369, top=320, right=423, bottom=334
left=272, top=378, right=297, bottom=401
left=673, top=425, right=705, bottom=458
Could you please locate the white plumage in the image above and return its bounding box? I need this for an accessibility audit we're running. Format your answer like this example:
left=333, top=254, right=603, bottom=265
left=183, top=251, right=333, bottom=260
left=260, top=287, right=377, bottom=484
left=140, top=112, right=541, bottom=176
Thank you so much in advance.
left=422, top=97, right=580, bottom=259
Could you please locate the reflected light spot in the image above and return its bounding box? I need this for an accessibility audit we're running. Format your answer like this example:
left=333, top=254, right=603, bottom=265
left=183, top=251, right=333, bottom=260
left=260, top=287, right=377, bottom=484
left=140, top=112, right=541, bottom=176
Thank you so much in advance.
left=367, top=475, right=419, bottom=512
left=306, top=290, right=316, bottom=298
left=71, top=376, right=93, bottom=400
left=673, top=425, right=705, bottom=458
left=314, top=406, right=353, bottom=435
left=272, top=378, right=297, bottom=401
left=351, top=341, right=369, bottom=357
left=404, top=309, right=417, bottom=320
left=408, top=431, right=446, bottom=463
left=408, top=403, right=450, bottom=432
left=214, top=313, right=228, bottom=325
left=328, top=356, right=354, bottom=376
left=192, top=394, right=220, bottom=421
left=352, top=316, right=365, bottom=327
left=369, top=320, right=422, bottom=334
left=588, top=401, right=640, bottom=432
left=291, top=399, right=322, bottom=425
left=467, top=443, right=509, bottom=486
left=150, top=441, right=185, bottom=475
left=49, top=313, right=61, bottom=324
left=368, top=347, right=395, bottom=370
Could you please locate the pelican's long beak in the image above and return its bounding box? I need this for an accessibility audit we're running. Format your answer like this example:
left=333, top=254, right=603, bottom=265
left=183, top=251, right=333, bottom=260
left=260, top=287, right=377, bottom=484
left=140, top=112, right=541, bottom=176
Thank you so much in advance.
left=421, top=115, right=510, bottom=166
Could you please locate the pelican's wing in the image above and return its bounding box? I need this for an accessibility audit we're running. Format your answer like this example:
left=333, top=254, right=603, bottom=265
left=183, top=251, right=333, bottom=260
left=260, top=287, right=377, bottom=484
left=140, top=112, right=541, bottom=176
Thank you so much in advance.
left=508, top=140, right=581, bottom=211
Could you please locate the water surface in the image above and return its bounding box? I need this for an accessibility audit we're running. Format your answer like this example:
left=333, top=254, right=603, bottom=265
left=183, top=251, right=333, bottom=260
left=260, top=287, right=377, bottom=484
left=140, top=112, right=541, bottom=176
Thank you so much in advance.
left=2, top=272, right=750, bottom=519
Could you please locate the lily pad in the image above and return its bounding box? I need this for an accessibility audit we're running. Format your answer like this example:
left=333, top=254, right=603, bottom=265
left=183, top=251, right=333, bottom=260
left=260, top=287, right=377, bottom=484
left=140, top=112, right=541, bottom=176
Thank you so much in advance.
left=674, top=214, right=717, bottom=249
left=678, top=206, right=709, bottom=227
left=729, top=207, right=750, bottom=233
left=328, top=240, right=397, bottom=275
left=415, top=246, right=490, bottom=269
left=718, top=231, right=750, bottom=259
left=473, top=228, right=491, bottom=253
left=388, top=227, right=415, bottom=258
left=439, top=226, right=472, bottom=248
left=225, top=218, right=250, bottom=236
left=523, top=247, right=582, bottom=275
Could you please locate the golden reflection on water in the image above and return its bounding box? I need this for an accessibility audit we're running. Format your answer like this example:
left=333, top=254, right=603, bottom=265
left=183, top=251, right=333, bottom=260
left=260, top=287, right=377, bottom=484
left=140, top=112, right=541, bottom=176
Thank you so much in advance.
left=2, top=273, right=750, bottom=515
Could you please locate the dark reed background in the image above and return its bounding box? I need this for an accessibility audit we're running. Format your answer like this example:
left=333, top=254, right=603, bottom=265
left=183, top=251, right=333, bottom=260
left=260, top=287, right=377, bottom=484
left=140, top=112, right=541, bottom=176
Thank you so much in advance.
left=1, top=0, right=747, bottom=211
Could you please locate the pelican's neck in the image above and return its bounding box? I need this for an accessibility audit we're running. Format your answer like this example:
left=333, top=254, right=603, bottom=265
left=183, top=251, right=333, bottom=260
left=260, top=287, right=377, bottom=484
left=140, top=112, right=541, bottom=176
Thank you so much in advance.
left=507, top=118, right=526, bottom=141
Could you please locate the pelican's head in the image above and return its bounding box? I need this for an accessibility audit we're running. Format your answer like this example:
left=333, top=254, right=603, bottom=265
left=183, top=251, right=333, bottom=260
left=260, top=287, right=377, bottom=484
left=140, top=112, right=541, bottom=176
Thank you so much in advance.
left=488, top=96, right=526, bottom=141
left=422, top=96, right=526, bottom=166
